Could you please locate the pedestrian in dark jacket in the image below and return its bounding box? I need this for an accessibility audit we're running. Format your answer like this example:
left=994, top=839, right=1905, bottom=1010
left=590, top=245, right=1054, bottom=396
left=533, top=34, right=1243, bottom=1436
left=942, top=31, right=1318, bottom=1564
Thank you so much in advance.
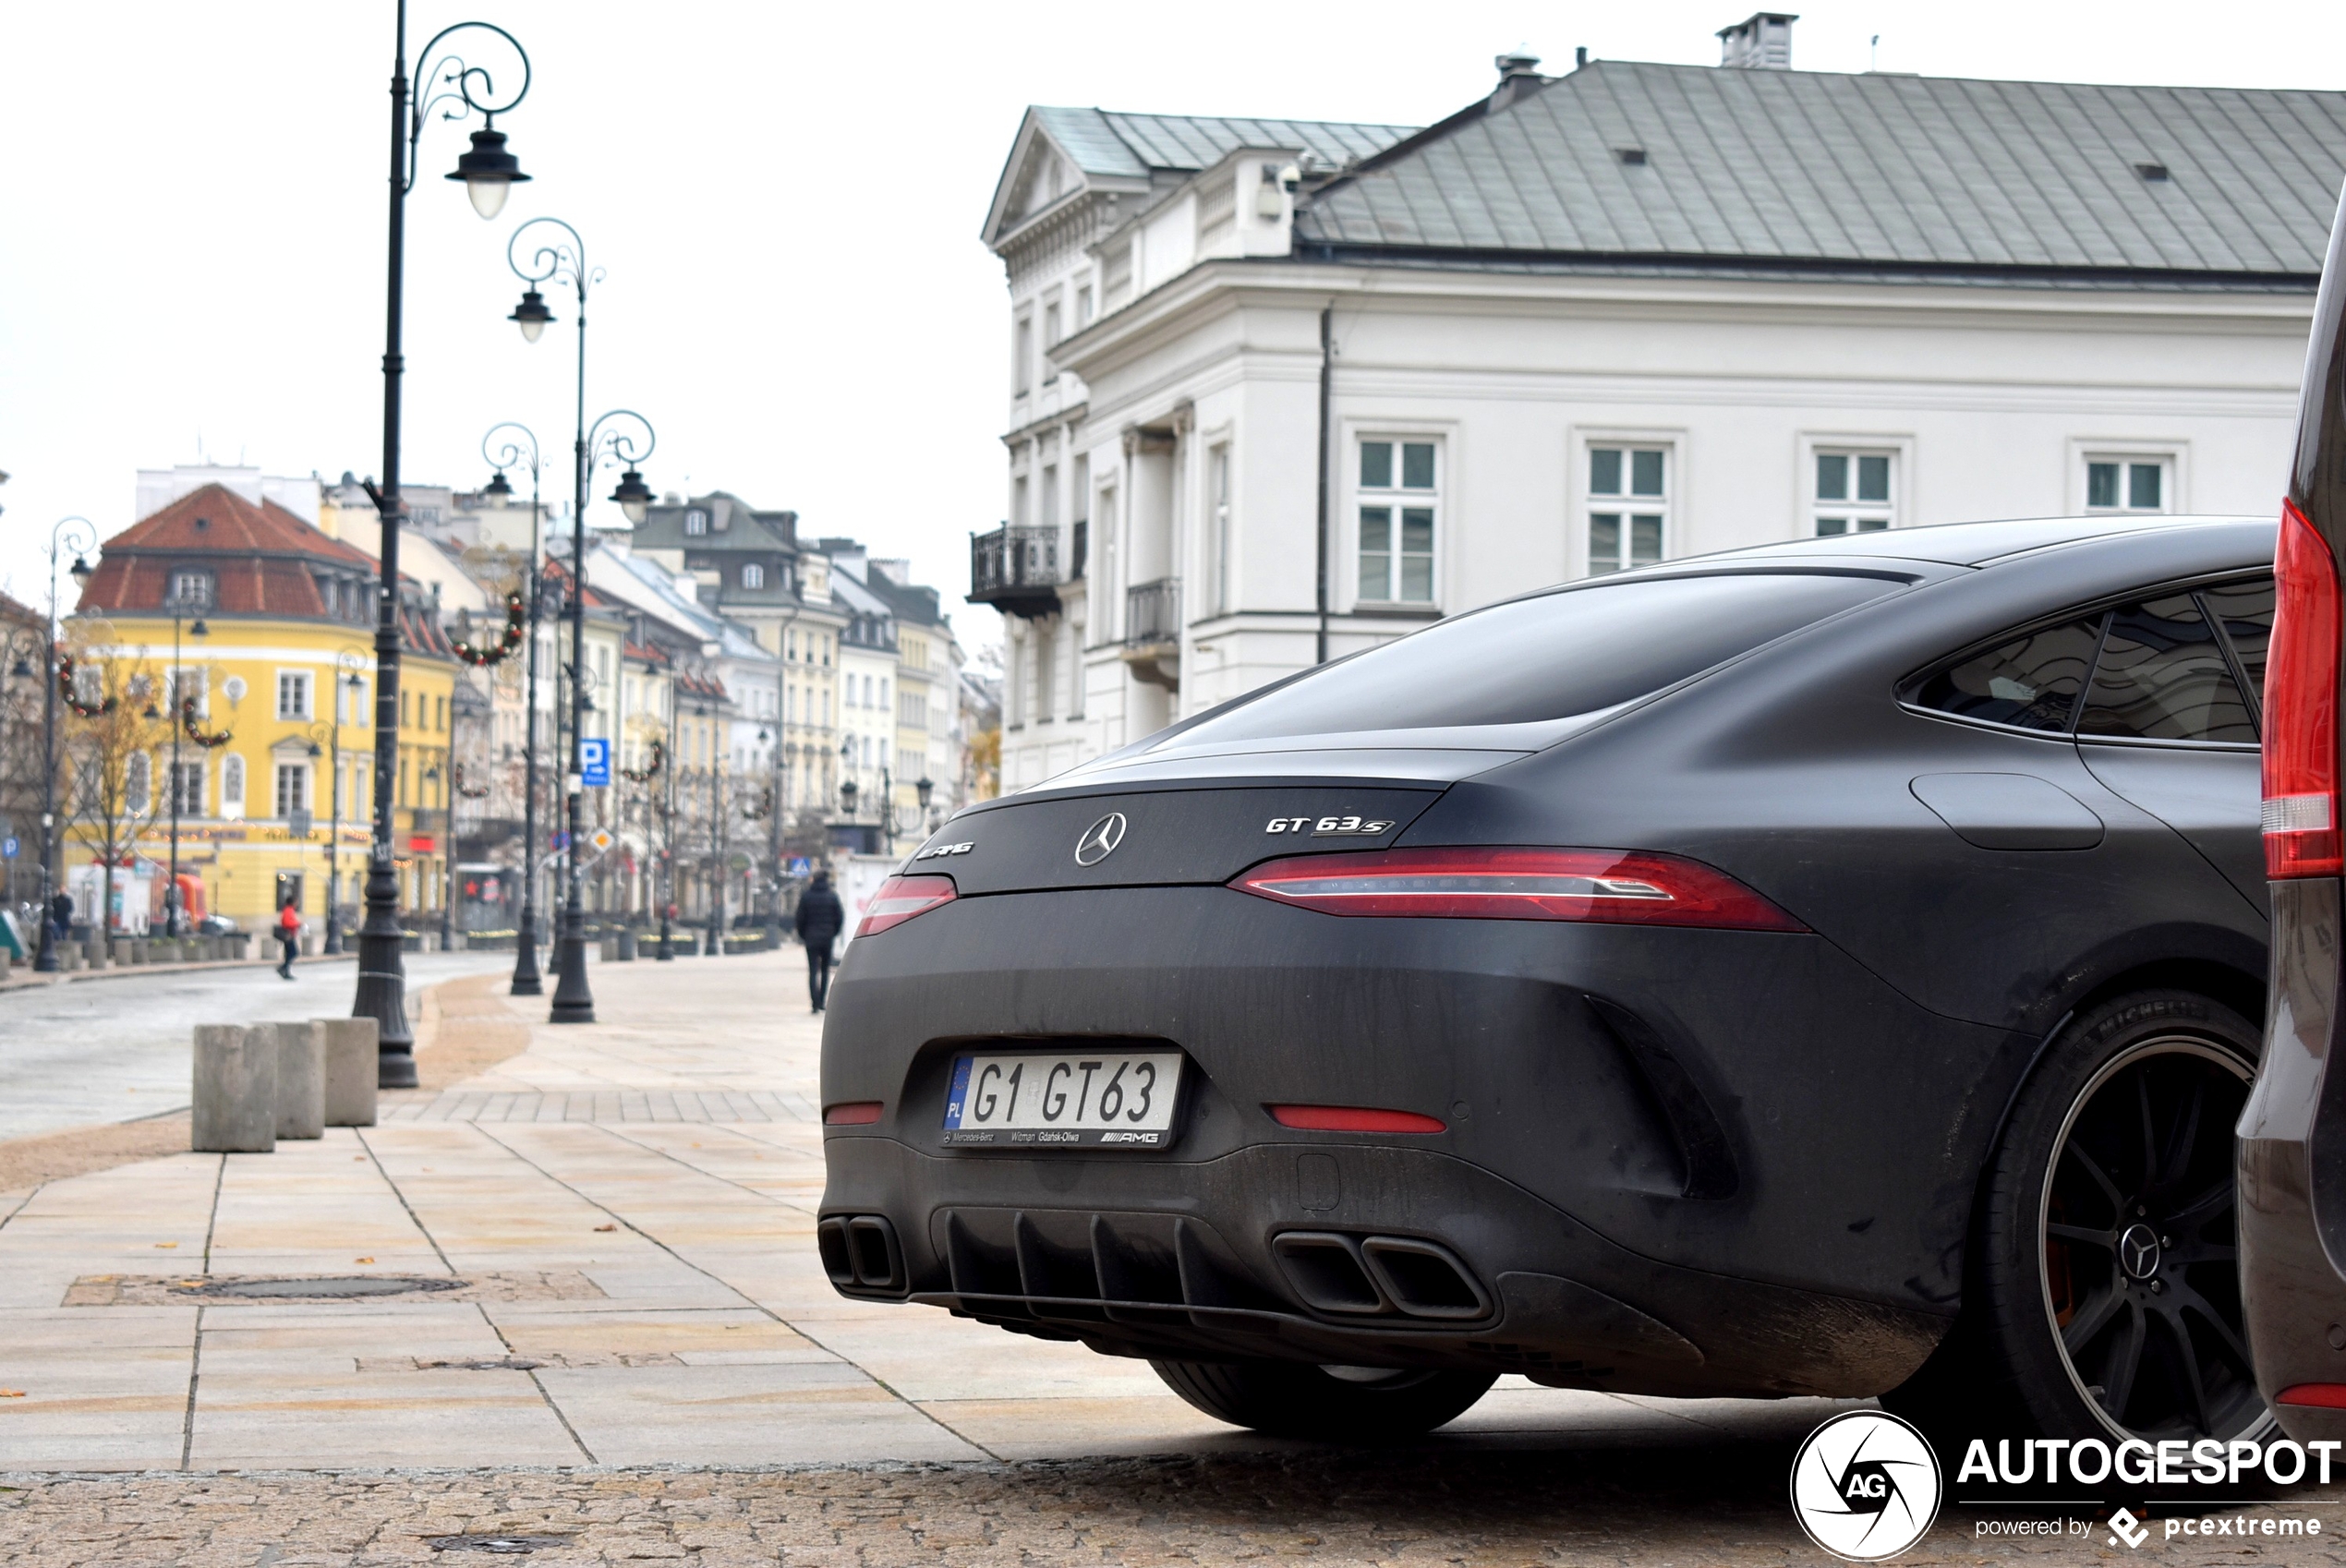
left=50, top=891, right=73, bottom=941
left=794, top=871, right=844, bottom=1012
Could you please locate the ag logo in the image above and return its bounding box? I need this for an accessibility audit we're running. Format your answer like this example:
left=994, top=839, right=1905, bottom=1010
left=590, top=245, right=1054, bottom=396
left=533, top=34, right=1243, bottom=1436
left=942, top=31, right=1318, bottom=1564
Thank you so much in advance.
left=1073, top=812, right=1127, bottom=867
left=1789, top=1409, right=1941, bottom=1562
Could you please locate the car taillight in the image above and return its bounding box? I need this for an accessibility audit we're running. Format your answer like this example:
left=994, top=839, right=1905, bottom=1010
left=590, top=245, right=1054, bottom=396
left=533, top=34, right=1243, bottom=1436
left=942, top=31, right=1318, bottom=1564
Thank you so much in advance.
left=2265, top=498, right=2342, bottom=878
left=855, top=874, right=957, bottom=936
left=1229, top=846, right=1806, bottom=932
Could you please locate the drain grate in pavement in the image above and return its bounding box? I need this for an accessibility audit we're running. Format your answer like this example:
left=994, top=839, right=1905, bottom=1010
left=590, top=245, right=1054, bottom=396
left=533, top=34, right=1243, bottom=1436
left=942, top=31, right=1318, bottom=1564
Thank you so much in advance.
left=187, top=1275, right=466, bottom=1300
left=427, top=1536, right=569, bottom=1555
left=415, top=1356, right=545, bottom=1371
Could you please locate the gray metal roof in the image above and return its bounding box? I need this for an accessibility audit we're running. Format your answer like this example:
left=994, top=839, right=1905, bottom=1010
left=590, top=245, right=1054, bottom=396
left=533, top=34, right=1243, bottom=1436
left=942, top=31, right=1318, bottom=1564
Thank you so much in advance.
left=1296, top=61, right=2346, bottom=279
left=1031, top=107, right=1413, bottom=180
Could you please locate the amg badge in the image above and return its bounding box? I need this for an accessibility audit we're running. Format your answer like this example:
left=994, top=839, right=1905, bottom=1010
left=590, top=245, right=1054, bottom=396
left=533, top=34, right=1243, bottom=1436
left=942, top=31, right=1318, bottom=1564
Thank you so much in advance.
left=1265, top=814, right=1397, bottom=838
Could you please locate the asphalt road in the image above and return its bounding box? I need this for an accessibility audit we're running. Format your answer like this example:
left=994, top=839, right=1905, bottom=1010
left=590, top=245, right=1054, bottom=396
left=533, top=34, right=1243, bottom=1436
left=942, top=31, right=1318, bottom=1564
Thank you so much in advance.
left=0, top=951, right=514, bottom=1141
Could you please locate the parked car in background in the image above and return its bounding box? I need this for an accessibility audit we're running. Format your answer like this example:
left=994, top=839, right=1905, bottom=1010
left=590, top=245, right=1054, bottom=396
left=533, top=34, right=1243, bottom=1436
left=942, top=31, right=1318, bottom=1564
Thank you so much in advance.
left=826, top=514, right=2274, bottom=1444
left=2240, top=193, right=2346, bottom=1441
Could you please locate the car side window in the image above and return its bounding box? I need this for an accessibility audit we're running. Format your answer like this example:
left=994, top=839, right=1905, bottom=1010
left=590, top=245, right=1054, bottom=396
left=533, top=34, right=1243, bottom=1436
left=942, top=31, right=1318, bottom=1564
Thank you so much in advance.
left=2076, top=593, right=2257, bottom=744
left=1912, top=616, right=2107, bottom=732
left=2199, top=575, right=2273, bottom=712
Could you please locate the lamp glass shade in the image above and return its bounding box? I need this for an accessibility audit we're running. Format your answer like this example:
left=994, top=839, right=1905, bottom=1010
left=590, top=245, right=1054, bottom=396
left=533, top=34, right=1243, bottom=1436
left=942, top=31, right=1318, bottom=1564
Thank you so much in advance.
left=517, top=313, right=545, bottom=343
left=466, top=176, right=511, bottom=220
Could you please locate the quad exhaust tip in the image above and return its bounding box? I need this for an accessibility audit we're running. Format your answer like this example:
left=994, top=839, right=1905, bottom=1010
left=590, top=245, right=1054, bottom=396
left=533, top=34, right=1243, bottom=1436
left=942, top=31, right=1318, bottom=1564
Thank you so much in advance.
left=1271, top=1231, right=1491, bottom=1321
left=818, top=1213, right=904, bottom=1294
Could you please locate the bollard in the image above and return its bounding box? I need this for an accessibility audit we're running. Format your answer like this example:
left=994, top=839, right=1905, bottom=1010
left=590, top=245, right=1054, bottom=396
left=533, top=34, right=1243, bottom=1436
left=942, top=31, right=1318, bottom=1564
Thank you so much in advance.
left=192, top=1025, right=276, bottom=1152
left=318, top=1018, right=380, bottom=1127
left=617, top=927, right=637, bottom=961
left=271, top=1020, right=325, bottom=1140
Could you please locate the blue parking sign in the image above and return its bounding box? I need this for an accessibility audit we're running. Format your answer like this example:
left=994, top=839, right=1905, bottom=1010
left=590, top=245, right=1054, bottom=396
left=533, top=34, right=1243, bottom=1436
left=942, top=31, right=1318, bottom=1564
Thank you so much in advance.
left=1, top=837, right=16, bottom=860
left=580, top=737, right=611, bottom=788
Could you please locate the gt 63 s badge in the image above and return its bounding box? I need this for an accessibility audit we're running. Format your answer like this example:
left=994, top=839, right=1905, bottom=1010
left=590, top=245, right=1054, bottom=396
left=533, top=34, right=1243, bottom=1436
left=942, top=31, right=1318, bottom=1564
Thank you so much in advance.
left=1266, top=815, right=1396, bottom=838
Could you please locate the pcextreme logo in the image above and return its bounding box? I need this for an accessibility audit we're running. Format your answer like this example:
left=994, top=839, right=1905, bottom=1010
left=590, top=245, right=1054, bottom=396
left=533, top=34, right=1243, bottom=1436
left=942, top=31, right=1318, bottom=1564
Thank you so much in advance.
left=1790, top=1410, right=1943, bottom=1562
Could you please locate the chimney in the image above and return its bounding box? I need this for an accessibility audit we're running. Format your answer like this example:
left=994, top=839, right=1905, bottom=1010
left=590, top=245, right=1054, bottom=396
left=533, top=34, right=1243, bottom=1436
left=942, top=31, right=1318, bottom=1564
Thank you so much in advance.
left=1490, top=51, right=1544, bottom=111
left=1717, top=12, right=1796, bottom=68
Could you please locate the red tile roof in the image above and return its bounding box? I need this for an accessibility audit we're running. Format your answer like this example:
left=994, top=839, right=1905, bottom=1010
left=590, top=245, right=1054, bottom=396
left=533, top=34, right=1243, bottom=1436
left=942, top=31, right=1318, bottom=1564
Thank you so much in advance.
left=77, top=483, right=381, bottom=621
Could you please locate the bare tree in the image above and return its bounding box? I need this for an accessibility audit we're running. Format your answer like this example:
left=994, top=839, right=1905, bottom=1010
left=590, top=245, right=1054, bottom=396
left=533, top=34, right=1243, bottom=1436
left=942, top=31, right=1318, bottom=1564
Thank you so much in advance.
left=59, top=623, right=169, bottom=951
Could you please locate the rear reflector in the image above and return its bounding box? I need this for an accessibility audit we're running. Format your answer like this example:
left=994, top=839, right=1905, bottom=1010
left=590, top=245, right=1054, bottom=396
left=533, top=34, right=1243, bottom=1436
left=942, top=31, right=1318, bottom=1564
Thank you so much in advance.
left=2277, top=1383, right=2346, bottom=1409
left=2266, top=498, right=2342, bottom=878
left=855, top=874, right=957, bottom=937
left=1231, top=846, right=1805, bottom=932
left=823, top=1102, right=884, bottom=1126
left=1269, top=1104, right=1447, bottom=1134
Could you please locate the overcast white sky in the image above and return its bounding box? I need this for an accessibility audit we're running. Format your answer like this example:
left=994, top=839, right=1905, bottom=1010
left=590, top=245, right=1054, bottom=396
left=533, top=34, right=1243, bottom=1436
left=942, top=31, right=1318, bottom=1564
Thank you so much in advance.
left=6, top=1, right=2344, bottom=656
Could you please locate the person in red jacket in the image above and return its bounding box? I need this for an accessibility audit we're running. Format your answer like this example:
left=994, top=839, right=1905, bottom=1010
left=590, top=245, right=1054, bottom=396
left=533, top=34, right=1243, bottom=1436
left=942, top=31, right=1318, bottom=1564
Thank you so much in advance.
left=275, top=897, right=301, bottom=980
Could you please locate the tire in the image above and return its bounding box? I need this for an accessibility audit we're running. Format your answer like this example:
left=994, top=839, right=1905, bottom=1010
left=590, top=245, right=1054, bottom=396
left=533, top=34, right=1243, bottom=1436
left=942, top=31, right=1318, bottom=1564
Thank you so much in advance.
left=1966, top=990, right=2272, bottom=1446
left=1151, top=1358, right=1497, bottom=1441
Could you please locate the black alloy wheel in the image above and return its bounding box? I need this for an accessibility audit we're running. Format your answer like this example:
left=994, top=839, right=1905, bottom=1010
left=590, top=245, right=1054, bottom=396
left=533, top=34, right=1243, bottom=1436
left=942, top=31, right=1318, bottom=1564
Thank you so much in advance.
left=1151, top=1358, right=1497, bottom=1441
left=1979, top=993, right=2272, bottom=1446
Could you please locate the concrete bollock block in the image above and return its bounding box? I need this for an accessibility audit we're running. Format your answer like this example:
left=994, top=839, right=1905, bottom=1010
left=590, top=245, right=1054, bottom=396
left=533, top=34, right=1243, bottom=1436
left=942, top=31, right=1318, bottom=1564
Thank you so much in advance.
left=192, top=1025, right=276, bottom=1153
left=271, top=1020, right=326, bottom=1140
left=318, top=1017, right=380, bottom=1127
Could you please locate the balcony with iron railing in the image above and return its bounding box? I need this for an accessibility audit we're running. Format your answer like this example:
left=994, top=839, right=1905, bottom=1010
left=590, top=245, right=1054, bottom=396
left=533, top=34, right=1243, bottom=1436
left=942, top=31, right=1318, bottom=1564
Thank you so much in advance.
left=1120, top=576, right=1181, bottom=691
left=969, top=524, right=1065, bottom=619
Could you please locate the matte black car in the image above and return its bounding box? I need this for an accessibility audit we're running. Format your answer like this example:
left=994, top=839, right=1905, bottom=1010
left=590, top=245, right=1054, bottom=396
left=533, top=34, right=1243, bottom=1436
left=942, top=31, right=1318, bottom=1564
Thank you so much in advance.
left=2241, top=194, right=2346, bottom=1439
left=823, top=514, right=2275, bottom=1444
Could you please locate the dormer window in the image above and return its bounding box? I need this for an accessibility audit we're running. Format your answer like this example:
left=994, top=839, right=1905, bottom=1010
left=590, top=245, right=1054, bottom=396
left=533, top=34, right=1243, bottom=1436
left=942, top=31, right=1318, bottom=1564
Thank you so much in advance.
left=684, top=508, right=709, bottom=536
left=169, top=569, right=214, bottom=609
left=743, top=562, right=765, bottom=589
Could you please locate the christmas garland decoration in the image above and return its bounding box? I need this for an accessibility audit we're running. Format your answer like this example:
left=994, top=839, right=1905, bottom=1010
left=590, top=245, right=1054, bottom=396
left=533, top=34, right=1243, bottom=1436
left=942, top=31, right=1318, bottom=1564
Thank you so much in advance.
left=54, top=650, right=115, bottom=718
left=620, top=738, right=664, bottom=783
left=180, top=696, right=232, bottom=748
left=452, top=590, right=526, bottom=668
left=453, top=761, right=490, bottom=800
left=741, top=785, right=773, bottom=822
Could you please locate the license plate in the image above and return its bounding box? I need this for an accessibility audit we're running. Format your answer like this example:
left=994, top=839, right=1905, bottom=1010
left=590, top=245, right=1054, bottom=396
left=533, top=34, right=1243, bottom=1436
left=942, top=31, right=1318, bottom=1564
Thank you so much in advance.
left=942, top=1051, right=1183, bottom=1148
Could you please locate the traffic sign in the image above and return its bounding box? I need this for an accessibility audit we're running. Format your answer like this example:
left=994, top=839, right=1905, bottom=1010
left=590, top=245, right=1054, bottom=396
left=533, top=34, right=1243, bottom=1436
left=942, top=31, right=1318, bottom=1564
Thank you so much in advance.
left=550, top=830, right=571, bottom=851
left=787, top=856, right=812, bottom=876
left=580, top=737, right=611, bottom=789
left=1, top=837, right=16, bottom=860
left=588, top=828, right=614, bottom=853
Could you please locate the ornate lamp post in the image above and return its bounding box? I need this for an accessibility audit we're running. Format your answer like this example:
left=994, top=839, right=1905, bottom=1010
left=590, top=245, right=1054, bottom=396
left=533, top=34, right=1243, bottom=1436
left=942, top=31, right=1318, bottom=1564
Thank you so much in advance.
left=321, top=656, right=369, bottom=954
left=504, top=213, right=655, bottom=1023
left=363, top=6, right=534, bottom=1087
left=161, top=584, right=212, bottom=935
left=34, top=520, right=96, bottom=972
left=480, top=422, right=547, bottom=993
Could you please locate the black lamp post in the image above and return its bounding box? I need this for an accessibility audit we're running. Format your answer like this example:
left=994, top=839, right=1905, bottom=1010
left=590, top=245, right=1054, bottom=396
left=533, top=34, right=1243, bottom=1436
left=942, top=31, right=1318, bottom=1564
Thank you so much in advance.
left=505, top=214, right=656, bottom=1024
left=322, top=657, right=367, bottom=955
left=162, top=586, right=211, bottom=936
left=363, top=5, right=533, bottom=1088
left=34, top=520, right=96, bottom=973
left=481, top=421, right=547, bottom=995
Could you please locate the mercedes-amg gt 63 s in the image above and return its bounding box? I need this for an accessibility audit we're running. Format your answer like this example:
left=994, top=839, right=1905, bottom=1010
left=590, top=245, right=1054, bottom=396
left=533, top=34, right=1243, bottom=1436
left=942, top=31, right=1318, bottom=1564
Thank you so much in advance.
left=822, top=513, right=2275, bottom=1445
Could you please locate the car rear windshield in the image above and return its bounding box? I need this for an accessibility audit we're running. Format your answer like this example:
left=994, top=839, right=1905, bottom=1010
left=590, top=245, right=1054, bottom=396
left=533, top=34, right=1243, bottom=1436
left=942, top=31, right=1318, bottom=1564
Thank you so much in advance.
left=1167, top=572, right=1904, bottom=743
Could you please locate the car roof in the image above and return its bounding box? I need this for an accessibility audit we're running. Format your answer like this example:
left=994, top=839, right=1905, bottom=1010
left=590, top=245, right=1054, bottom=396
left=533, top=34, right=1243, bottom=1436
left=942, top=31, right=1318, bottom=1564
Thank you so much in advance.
left=1687, top=513, right=2267, bottom=570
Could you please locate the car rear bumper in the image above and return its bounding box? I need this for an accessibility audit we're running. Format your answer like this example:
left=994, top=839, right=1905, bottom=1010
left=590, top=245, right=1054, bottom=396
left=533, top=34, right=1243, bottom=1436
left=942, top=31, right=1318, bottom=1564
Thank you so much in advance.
left=819, top=885, right=2022, bottom=1396
left=2241, top=876, right=2346, bottom=1441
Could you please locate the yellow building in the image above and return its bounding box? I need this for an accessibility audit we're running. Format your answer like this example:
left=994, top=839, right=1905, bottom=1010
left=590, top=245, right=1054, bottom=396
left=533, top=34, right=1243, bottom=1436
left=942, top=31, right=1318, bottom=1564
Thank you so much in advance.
left=68, top=483, right=459, bottom=933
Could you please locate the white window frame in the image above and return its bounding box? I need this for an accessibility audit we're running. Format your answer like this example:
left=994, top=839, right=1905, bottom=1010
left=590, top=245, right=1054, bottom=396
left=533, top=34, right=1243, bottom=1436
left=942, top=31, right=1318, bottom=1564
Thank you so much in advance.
left=2072, top=440, right=2183, bottom=515
left=1800, top=435, right=1912, bottom=538
left=275, top=669, right=313, bottom=720
left=1578, top=432, right=1678, bottom=576
left=683, top=507, right=709, bottom=536
left=275, top=760, right=309, bottom=819
left=1206, top=439, right=1234, bottom=618
left=220, top=753, right=246, bottom=820
left=1013, top=311, right=1034, bottom=397
left=742, top=562, right=765, bottom=589
left=1351, top=432, right=1443, bottom=609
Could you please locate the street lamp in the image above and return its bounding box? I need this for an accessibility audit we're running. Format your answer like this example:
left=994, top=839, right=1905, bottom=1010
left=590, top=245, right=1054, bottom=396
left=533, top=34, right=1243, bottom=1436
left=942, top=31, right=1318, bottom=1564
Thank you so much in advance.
left=505, top=212, right=657, bottom=1025
left=482, top=421, right=547, bottom=995
left=33, top=519, right=96, bottom=972
left=162, top=583, right=212, bottom=936
left=362, top=7, right=534, bottom=1088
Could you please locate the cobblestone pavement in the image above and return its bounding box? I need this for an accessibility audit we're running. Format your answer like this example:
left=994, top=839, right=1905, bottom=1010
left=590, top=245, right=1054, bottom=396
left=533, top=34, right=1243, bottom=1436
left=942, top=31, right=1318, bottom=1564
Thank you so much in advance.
left=6, top=1452, right=2345, bottom=1565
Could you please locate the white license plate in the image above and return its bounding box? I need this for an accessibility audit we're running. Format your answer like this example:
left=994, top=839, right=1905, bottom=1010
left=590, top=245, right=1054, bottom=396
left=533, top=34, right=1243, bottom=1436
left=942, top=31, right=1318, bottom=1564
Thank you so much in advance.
left=942, top=1051, right=1183, bottom=1148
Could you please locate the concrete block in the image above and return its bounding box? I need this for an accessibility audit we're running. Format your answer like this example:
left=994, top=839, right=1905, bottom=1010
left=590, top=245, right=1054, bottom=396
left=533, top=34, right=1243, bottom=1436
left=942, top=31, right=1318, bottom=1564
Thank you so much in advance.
left=319, top=1017, right=379, bottom=1128
left=271, top=1020, right=325, bottom=1140
left=192, top=1025, right=275, bottom=1153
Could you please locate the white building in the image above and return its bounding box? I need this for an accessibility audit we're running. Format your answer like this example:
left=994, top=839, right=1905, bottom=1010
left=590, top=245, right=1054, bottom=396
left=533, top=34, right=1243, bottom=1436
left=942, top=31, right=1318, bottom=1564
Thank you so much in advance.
left=976, top=18, right=2346, bottom=791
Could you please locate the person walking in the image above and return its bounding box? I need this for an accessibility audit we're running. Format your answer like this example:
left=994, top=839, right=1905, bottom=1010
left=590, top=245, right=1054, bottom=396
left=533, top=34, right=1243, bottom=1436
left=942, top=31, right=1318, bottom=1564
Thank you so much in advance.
left=49, top=890, right=73, bottom=946
left=274, top=897, right=301, bottom=980
left=794, top=869, right=844, bottom=1012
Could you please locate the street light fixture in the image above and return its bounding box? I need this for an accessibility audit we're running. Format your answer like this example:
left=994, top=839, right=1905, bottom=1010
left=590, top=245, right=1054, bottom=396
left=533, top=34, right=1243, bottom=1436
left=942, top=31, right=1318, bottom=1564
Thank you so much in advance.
left=506, top=288, right=554, bottom=343
left=34, top=518, right=98, bottom=972
left=505, top=212, right=659, bottom=1025
left=481, top=421, right=548, bottom=995
left=161, top=584, right=212, bottom=936
left=362, top=6, right=535, bottom=1089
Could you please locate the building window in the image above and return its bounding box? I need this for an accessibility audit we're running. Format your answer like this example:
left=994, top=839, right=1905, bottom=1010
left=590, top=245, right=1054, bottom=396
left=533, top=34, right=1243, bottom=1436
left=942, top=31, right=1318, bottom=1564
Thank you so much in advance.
left=127, top=752, right=152, bottom=815
left=1588, top=446, right=1668, bottom=574
left=1815, top=451, right=1894, bottom=536
left=1014, top=313, right=1034, bottom=396
left=1357, top=439, right=1437, bottom=604
left=1209, top=444, right=1233, bottom=616
left=169, top=569, right=213, bottom=609
left=743, top=562, right=765, bottom=589
left=277, top=670, right=312, bottom=719
left=275, top=762, right=308, bottom=818
left=171, top=761, right=204, bottom=817
left=1042, top=301, right=1061, bottom=379
left=2086, top=456, right=2171, bottom=513
left=684, top=508, right=709, bottom=536
left=221, top=754, right=245, bottom=817
left=1075, top=284, right=1094, bottom=330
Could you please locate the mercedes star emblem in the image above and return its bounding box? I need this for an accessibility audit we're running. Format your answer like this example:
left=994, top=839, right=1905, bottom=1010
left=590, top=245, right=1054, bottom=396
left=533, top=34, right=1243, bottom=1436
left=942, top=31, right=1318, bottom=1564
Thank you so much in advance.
left=1074, top=812, right=1128, bottom=867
